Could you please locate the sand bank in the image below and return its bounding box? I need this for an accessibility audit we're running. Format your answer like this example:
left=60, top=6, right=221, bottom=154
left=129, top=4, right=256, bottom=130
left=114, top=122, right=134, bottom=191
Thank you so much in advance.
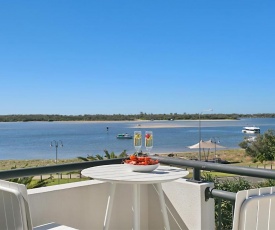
left=128, top=120, right=236, bottom=129
left=56, top=119, right=236, bottom=129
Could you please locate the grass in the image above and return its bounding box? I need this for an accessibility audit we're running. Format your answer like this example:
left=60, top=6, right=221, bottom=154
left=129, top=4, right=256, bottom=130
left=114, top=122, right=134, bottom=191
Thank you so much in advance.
left=45, top=178, right=89, bottom=186
left=0, top=158, right=84, bottom=171
left=1, top=149, right=271, bottom=171
left=172, top=148, right=253, bottom=164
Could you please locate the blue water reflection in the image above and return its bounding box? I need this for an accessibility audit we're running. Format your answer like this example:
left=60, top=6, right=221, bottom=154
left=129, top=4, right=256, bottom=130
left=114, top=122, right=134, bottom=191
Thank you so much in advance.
left=0, top=118, right=274, bottom=160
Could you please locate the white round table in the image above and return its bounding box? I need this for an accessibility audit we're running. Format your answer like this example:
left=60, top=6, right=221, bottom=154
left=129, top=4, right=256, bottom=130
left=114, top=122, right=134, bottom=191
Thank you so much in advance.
left=82, top=164, right=189, bottom=230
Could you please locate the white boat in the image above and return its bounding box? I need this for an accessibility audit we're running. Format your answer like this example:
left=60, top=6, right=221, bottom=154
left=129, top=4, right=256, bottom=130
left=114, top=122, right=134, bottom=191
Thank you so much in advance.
left=116, top=133, right=133, bottom=139
left=242, top=126, right=260, bottom=134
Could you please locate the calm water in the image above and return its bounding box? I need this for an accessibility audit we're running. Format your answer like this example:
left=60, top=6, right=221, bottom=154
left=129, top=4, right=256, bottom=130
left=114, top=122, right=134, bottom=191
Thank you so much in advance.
left=0, top=118, right=275, bottom=160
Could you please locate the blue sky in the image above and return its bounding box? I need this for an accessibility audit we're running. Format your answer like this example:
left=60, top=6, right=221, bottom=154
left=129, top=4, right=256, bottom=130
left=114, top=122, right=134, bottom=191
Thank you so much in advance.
left=0, top=1, right=274, bottom=115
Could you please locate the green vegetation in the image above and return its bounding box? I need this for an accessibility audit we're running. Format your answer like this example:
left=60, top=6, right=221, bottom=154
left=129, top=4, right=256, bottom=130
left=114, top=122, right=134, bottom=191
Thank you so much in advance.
left=77, top=149, right=127, bottom=161
left=45, top=177, right=89, bottom=186
left=2, top=149, right=129, bottom=189
left=7, top=165, right=54, bottom=189
left=0, top=149, right=265, bottom=171
left=203, top=173, right=253, bottom=229
left=9, top=176, right=53, bottom=189
left=1, top=112, right=275, bottom=122
left=202, top=172, right=275, bottom=229
left=2, top=147, right=275, bottom=228
left=239, top=129, right=275, bottom=163
left=0, top=158, right=84, bottom=170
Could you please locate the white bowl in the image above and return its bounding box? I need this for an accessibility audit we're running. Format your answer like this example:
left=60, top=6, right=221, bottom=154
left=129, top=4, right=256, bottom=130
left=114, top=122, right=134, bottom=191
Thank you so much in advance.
left=124, top=163, right=160, bottom=172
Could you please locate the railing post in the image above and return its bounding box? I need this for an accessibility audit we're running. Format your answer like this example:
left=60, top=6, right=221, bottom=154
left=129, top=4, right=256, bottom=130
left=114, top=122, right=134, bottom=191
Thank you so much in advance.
left=218, top=198, right=222, bottom=230
left=193, top=168, right=201, bottom=181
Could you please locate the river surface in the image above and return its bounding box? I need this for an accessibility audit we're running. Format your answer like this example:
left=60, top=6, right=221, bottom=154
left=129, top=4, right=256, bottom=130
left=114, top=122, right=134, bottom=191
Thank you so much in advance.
left=0, top=118, right=274, bottom=160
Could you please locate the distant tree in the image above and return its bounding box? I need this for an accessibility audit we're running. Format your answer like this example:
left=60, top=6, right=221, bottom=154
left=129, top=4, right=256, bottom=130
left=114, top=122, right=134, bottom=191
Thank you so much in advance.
left=239, top=129, right=275, bottom=162
left=3, top=113, right=275, bottom=122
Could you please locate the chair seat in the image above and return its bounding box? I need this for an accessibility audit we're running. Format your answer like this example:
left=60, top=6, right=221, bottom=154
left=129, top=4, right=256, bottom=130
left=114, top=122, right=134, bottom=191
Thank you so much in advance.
left=34, top=222, right=78, bottom=230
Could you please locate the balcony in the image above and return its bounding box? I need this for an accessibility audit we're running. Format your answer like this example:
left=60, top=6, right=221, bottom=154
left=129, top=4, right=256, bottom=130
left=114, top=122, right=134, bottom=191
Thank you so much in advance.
left=1, top=156, right=275, bottom=230
left=27, top=177, right=214, bottom=229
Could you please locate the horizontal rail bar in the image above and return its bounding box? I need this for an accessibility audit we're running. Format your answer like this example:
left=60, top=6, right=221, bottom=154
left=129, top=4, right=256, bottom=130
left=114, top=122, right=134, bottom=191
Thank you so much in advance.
left=0, top=158, right=123, bottom=179
left=205, top=188, right=236, bottom=201
left=151, top=156, right=275, bottom=180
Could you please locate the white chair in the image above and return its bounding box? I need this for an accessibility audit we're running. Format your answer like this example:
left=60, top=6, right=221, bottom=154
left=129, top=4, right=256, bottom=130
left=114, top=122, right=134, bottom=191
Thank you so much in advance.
left=0, top=179, right=78, bottom=230
left=233, top=186, right=275, bottom=230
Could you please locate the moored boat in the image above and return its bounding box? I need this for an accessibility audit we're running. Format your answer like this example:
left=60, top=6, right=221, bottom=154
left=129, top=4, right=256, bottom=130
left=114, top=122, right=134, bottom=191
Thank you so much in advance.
left=242, top=126, right=260, bottom=134
left=116, top=133, right=133, bottom=139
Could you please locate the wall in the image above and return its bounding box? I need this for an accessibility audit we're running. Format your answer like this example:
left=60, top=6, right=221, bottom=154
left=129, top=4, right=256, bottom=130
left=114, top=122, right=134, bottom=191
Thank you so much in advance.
left=28, top=179, right=214, bottom=230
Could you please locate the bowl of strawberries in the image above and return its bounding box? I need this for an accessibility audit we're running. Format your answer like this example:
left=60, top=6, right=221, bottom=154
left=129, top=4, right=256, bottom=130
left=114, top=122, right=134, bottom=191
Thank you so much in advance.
left=124, top=154, right=159, bottom=172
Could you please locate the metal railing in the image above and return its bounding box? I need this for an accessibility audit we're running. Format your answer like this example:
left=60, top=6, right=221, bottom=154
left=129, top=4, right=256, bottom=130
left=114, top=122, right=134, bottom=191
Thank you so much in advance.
left=1, top=156, right=275, bottom=198
left=1, top=155, right=275, bottom=229
left=0, top=158, right=123, bottom=180
left=150, top=156, right=275, bottom=230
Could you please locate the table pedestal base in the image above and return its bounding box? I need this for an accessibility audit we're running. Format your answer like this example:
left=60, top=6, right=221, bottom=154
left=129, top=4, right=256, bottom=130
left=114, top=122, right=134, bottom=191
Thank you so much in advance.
left=104, top=183, right=170, bottom=230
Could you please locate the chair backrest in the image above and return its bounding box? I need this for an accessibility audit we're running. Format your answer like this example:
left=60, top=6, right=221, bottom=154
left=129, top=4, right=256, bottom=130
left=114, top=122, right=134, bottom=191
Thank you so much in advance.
left=233, top=186, right=275, bottom=230
left=0, top=180, right=33, bottom=230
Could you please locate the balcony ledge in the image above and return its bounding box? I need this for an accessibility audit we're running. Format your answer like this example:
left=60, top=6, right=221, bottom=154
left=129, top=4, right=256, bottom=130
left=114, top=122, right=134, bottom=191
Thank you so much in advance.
left=28, top=179, right=214, bottom=230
